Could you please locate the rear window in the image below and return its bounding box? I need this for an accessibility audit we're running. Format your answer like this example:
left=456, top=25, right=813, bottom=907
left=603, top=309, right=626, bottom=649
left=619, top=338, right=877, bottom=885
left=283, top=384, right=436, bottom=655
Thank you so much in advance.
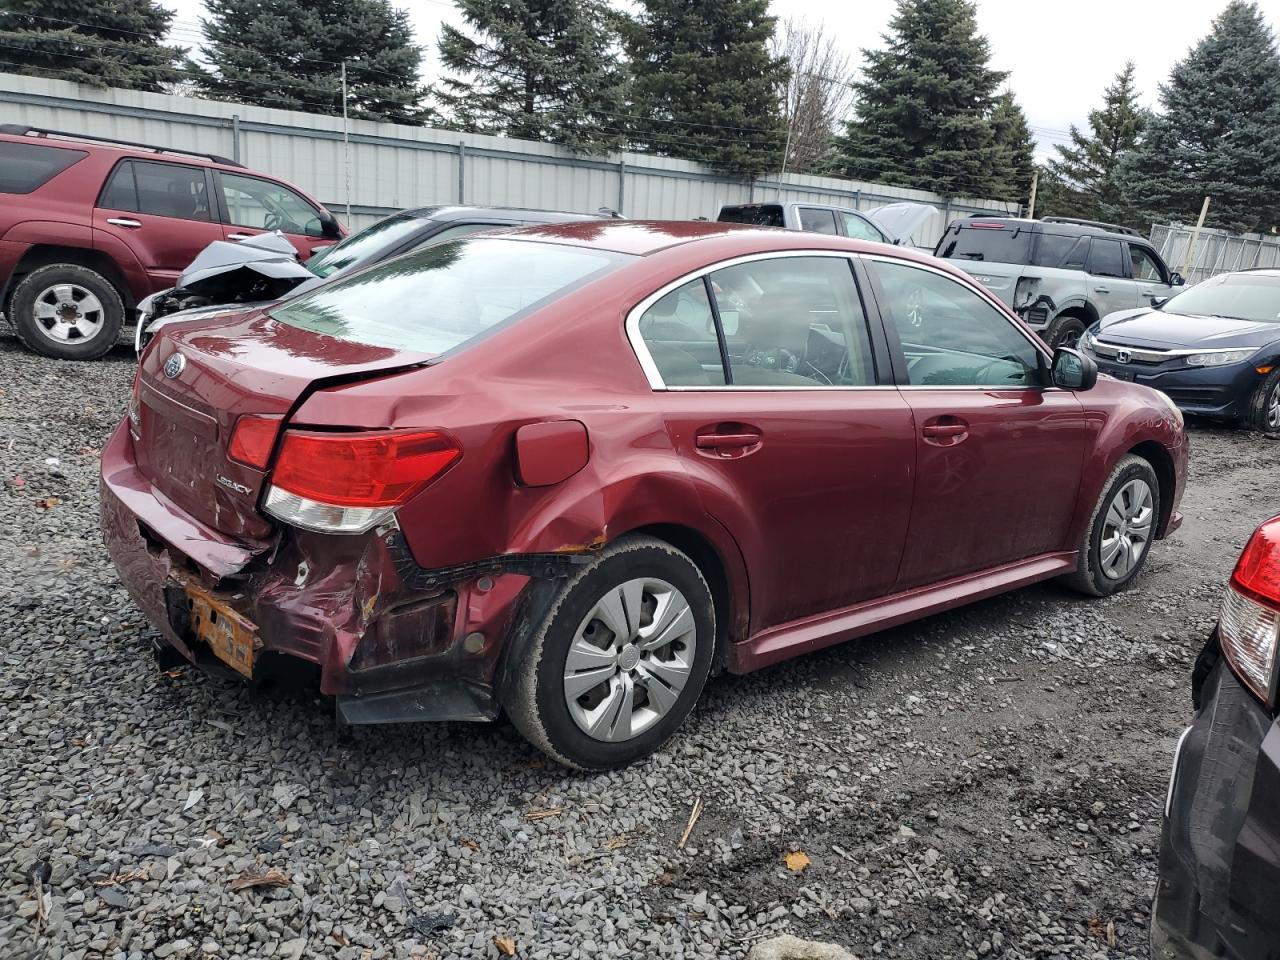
left=306, top=212, right=431, bottom=279
left=0, top=141, right=87, bottom=194
left=934, top=223, right=1032, bottom=264
left=718, top=204, right=785, bottom=227
left=271, top=237, right=630, bottom=354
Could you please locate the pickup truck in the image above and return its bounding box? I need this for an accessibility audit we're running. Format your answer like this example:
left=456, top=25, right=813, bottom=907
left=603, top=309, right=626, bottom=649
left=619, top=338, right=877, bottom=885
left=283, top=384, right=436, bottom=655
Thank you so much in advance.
left=717, top=201, right=936, bottom=248
left=933, top=216, right=1184, bottom=349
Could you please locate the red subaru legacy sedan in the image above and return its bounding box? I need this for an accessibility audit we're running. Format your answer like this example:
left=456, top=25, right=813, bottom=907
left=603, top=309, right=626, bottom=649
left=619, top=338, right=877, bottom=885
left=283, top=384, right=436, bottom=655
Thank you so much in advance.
left=102, top=221, right=1188, bottom=768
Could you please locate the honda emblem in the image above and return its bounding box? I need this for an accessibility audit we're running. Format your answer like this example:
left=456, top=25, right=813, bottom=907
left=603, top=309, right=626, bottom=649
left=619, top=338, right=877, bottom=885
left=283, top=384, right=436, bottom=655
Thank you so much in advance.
left=1115, top=350, right=1131, bottom=364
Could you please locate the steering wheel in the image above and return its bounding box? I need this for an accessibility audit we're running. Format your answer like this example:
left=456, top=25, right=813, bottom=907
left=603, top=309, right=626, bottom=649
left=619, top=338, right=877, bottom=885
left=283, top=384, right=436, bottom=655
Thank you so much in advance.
left=263, top=211, right=284, bottom=231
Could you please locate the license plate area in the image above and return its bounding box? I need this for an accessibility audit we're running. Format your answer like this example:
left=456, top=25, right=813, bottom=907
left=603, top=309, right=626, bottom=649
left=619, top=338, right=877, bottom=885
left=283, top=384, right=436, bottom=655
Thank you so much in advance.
left=184, top=580, right=260, bottom=678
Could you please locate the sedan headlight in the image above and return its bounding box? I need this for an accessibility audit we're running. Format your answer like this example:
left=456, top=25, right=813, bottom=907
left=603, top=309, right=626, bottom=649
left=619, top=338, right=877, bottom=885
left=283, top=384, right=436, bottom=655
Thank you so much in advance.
left=1220, top=516, right=1280, bottom=707
left=1080, top=328, right=1096, bottom=352
left=1185, top=348, right=1257, bottom=367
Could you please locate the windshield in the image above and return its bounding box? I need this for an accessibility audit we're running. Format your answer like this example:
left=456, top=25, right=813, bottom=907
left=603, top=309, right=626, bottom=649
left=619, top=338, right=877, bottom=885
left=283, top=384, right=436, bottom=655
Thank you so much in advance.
left=306, top=213, right=431, bottom=279
left=1162, top=273, right=1280, bottom=323
left=273, top=238, right=630, bottom=353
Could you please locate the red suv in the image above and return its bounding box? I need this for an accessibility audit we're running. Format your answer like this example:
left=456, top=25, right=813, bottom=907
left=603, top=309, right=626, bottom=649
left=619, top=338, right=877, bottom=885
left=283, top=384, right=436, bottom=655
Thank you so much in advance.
left=101, top=221, right=1188, bottom=769
left=0, top=125, right=343, bottom=360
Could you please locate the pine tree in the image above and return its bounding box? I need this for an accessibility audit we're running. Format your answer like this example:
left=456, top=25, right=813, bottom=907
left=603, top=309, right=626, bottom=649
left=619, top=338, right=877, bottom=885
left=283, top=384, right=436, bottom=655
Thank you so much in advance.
left=1115, top=2, right=1280, bottom=234
left=621, top=0, right=789, bottom=180
left=990, top=91, right=1035, bottom=202
left=835, top=0, right=1006, bottom=199
left=1045, top=62, right=1147, bottom=223
left=436, top=0, right=627, bottom=152
left=0, top=0, right=183, bottom=91
left=191, top=0, right=427, bottom=124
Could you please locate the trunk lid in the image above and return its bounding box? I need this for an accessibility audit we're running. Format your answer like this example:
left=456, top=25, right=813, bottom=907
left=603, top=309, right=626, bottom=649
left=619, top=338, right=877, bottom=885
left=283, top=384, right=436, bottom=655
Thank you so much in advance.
left=136, top=309, right=431, bottom=541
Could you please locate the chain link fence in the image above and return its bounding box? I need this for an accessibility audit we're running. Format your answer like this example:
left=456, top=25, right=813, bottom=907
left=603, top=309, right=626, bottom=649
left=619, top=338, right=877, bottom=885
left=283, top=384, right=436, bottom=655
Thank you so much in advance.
left=1150, top=223, right=1280, bottom=285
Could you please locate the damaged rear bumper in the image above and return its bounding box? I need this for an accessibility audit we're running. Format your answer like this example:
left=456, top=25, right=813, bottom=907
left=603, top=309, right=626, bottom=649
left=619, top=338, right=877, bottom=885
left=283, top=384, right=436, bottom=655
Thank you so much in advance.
left=99, top=420, right=571, bottom=724
left=1152, top=644, right=1280, bottom=959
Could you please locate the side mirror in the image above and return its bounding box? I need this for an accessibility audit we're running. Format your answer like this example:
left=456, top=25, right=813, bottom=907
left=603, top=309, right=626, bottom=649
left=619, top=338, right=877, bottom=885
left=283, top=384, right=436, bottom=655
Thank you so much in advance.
left=1150, top=295, right=1169, bottom=308
left=320, top=213, right=342, bottom=239
left=1052, top=347, right=1097, bottom=391
left=1170, top=272, right=1185, bottom=286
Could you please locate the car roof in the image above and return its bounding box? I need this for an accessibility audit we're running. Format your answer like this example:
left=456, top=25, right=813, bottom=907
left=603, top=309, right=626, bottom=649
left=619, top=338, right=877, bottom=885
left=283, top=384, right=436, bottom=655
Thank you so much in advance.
left=402, top=205, right=610, bottom=224
left=488, top=218, right=945, bottom=261
left=0, top=128, right=241, bottom=171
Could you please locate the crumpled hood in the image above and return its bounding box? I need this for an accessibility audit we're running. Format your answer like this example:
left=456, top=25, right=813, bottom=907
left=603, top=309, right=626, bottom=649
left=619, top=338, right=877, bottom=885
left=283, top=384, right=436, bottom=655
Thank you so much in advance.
left=1098, top=306, right=1280, bottom=349
left=177, top=231, right=312, bottom=288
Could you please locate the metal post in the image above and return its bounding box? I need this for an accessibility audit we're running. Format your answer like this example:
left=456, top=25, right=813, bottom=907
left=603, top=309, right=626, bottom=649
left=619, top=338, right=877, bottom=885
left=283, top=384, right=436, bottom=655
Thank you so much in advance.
left=231, top=114, right=240, bottom=164
left=617, top=159, right=626, bottom=215
left=1178, top=196, right=1211, bottom=279
left=1026, top=171, right=1039, bottom=220
left=340, top=61, right=351, bottom=224
left=457, top=141, right=466, bottom=203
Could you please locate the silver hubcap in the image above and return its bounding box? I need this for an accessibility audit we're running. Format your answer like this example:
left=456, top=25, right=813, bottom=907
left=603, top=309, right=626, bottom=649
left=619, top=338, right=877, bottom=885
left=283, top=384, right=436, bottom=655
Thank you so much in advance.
left=1267, top=385, right=1280, bottom=430
left=563, top=577, right=697, bottom=743
left=32, top=283, right=105, bottom=343
left=1100, top=478, right=1154, bottom=580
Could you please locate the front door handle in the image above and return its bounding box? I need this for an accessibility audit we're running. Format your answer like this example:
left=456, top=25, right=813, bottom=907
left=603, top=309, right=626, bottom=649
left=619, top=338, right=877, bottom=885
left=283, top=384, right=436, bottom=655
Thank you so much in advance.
left=227, top=232, right=259, bottom=241
left=694, top=424, right=763, bottom=458
left=922, top=423, right=967, bottom=438
left=922, top=416, right=969, bottom=446
left=106, top=217, right=141, bottom=228
left=695, top=432, right=761, bottom=449
left=1093, top=286, right=1110, bottom=294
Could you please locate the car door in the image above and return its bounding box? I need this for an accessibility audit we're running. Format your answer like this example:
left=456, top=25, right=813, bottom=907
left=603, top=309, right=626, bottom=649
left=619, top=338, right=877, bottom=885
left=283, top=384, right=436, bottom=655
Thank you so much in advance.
left=1085, top=237, right=1138, bottom=317
left=795, top=207, right=839, bottom=235
left=864, top=256, right=1090, bottom=588
left=214, top=170, right=334, bottom=259
left=631, top=252, right=916, bottom=633
left=838, top=211, right=889, bottom=244
left=1125, top=242, right=1174, bottom=308
left=93, top=159, right=225, bottom=293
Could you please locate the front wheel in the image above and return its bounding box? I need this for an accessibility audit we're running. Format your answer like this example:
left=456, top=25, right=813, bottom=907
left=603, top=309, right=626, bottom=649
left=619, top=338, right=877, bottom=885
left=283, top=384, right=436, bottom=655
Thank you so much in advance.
left=504, top=536, right=715, bottom=770
left=1245, top=367, right=1280, bottom=436
left=1061, top=454, right=1161, bottom=597
left=1043, top=314, right=1086, bottom=351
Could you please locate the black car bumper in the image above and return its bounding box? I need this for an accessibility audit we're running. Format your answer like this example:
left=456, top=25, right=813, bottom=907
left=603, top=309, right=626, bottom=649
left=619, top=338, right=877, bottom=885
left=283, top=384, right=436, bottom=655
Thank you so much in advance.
left=1088, top=353, right=1263, bottom=421
left=1153, top=642, right=1280, bottom=959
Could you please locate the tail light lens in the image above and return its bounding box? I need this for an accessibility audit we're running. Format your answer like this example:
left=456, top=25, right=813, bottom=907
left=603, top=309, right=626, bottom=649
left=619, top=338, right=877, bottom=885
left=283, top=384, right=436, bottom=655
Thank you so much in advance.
left=1220, top=517, right=1280, bottom=707
left=263, top=429, right=460, bottom=535
left=128, top=369, right=142, bottom=436
left=228, top=415, right=282, bottom=469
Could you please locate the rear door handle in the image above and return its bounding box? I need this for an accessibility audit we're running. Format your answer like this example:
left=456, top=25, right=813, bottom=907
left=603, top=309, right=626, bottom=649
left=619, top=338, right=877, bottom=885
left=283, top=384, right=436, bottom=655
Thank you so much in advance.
left=106, top=217, right=141, bottom=228
left=1093, top=286, right=1110, bottom=294
left=695, top=432, right=761, bottom=449
left=227, top=232, right=258, bottom=241
left=922, top=423, right=967, bottom=438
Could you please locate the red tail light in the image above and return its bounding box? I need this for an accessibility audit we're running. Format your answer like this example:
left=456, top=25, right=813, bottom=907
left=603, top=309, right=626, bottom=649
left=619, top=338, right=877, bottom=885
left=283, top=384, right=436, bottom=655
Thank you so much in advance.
left=228, top=415, right=282, bottom=469
left=1233, top=517, right=1280, bottom=609
left=272, top=429, right=460, bottom=508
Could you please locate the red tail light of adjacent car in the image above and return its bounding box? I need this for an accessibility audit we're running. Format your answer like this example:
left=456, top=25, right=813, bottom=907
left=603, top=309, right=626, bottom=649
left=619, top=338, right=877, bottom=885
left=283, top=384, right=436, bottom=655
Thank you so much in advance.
left=228, top=415, right=283, bottom=469
left=1220, top=516, right=1280, bottom=706
left=262, top=429, right=460, bottom=535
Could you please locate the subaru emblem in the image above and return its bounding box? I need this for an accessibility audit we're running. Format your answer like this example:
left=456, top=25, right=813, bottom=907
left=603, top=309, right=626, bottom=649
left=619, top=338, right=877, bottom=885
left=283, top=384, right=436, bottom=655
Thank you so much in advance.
left=163, top=353, right=186, bottom=378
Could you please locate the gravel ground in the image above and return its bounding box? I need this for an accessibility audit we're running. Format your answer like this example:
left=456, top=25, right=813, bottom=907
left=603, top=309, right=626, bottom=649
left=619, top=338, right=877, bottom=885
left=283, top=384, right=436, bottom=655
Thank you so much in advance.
left=2, top=331, right=1277, bottom=960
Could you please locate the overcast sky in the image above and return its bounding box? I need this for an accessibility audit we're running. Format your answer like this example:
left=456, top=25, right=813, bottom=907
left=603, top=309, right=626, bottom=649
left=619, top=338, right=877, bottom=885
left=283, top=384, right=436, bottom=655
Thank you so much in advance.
left=166, top=0, right=1266, bottom=160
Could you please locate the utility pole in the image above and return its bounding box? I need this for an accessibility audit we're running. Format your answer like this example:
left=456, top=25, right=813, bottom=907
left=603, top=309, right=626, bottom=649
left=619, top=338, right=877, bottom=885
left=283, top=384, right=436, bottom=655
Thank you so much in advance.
left=341, top=61, right=352, bottom=225
left=1178, top=196, right=1211, bottom=280
left=1026, top=171, right=1039, bottom=220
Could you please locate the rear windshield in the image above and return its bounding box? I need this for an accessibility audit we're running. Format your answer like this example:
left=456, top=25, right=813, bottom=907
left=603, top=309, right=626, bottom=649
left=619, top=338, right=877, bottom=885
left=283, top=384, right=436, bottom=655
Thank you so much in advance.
left=271, top=237, right=630, bottom=353
left=0, top=141, right=87, bottom=194
left=1162, top=273, right=1280, bottom=323
left=306, top=212, right=430, bottom=279
left=718, top=204, right=785, bottom=227
left=935, top=223, right=1032, bottom=264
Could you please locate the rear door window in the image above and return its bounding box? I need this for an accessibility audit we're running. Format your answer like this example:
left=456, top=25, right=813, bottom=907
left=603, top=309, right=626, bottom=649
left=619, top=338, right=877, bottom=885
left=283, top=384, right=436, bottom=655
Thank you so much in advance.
left=0, top=141, right=87, bottom=194
left=100, top=160, right=213, bottom=221
left=797, top=207, right=838, bottom=235
left=636, top=279, right=726, bottom=386
left=1031, top=233, right=1077, bottom=268
left=934, top=224, right=1032, bottom=264
left=1086, top=239, right=1125, bottom=278
left=272, top=237, right=629, bottom=354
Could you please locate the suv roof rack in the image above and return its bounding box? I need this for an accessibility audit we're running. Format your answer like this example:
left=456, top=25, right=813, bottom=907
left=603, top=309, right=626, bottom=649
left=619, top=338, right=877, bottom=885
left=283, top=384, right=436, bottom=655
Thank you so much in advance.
left=1040, top=215, right=1142, bottom=238
left=0, top=124, right=244, bottom=168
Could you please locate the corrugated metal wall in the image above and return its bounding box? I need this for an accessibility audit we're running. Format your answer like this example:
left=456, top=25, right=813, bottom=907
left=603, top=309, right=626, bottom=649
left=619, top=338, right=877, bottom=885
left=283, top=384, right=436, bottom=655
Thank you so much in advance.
left=0, top=72, right=1018, bottom=242
left=1151, top=223, right=1280, bottom=285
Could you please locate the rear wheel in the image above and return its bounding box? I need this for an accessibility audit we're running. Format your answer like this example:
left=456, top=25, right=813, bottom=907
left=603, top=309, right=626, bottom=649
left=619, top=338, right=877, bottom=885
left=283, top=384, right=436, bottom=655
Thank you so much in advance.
left=1043, top=313, right=1086, bottom=351
left=10, top=263, right=125, bottom=360
left=1245, top=367, right=1280, bottom=436
left=1061, top=454, right=1161, bottom=597
left=504, top=536, right=715, bottom=770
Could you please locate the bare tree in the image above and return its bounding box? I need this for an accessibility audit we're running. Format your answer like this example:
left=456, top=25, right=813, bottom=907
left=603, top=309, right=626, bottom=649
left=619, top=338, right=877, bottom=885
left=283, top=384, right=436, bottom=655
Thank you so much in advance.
left=772, top=19, right=855, bottom=175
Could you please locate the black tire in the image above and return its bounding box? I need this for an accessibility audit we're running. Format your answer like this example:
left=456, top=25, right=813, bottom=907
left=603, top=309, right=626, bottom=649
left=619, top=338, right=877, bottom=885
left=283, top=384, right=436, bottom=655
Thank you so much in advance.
left=10, top=263, right=125, bottom=360
left=1245, top=367, right=1280, bottom=436
left=1043, top=313, right=1087, bottom=351
left=1061, top=453, right=1161, bottom=597
left=503, top=536, right=715, bottom=770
